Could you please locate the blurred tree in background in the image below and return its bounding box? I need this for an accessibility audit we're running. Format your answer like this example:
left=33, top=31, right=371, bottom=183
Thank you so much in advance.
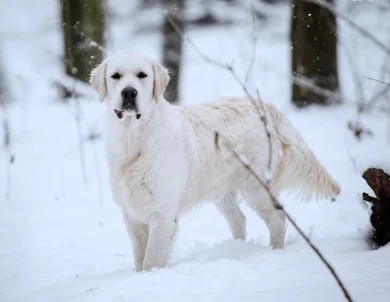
left=61, top=0, right=105, bottom=82
left=162, top=0, right=184, bottom=104
left=290, top=0, right=339, bottom=107
left=0, top=49, right=5, bottom=104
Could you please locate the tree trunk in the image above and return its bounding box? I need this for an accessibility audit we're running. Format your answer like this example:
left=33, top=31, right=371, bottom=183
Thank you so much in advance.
left=362, top=168, right=390, bottom=247
left=0, top=54, right=4, bottom=103
left=162, top=0, right=184, bottom=104
left=290, top=0, right=339, bottom=107
left=0, top=46, right=9, bottom=105
left=61, top=0, right=105, bottom=82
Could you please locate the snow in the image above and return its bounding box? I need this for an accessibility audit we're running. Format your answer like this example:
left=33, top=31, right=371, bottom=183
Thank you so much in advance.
left=1, top=0, right=390, bottom=302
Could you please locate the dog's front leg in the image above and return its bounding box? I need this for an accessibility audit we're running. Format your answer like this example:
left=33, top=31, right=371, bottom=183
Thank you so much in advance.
left=143, top=212, right=178, bottom=271
left=123, top=214, right=148, bottom=272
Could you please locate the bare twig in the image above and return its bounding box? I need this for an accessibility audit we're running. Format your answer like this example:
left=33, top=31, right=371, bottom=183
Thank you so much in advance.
left=363, top=76, right=390, bottom=87
left=215, top=133, right=353, bottom=302
left=167, top=11, right=338, bottom=107
left=256, top=89, right=272, bottom=182
left=245, top=1, right=258, bottom=84
left=89, top=131, right=103, bottom=204
left=166, top=13, right=274, bottom=180
left=257, top=60, right=388, bottom=111
left=366, top=85, right=390, bottom=109
left=64, top=28, right=107, bottom=189
left=371, top=45, right=390, bottom=103
left=72, top=79, right=88, bottom=184
left=304, top=0, right=390, bottom=58
left=339, top=38, right=365, bottom=112
left=363, top=75, right=390, bottom=111
left=345, top=138, right=358, bottom=173
left=363, top=73, right=390, bottom=108
left=0, top=62, right=12, bottom=200
left=1, top=104, right=12, bottom=200
left=387, top=93, right=390, bottom=144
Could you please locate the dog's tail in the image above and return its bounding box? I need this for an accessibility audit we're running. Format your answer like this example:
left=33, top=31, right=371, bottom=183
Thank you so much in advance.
left=266, top=103, right=340, bottom=201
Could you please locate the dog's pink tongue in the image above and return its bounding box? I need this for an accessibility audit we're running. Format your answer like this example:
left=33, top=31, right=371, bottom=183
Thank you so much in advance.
left=114, top=109, right=123, bottom=119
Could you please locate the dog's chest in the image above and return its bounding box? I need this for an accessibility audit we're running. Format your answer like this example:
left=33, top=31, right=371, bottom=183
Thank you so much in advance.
left=106, top=136, right=156, bottom=220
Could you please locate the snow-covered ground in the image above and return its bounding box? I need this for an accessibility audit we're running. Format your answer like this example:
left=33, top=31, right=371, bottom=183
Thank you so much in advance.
left=1, top=0, right=390, bottom=301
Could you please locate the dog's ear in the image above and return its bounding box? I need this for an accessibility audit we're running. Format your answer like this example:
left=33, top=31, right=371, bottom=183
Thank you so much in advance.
left=152, top=61, right=170, bottom=102
left=90, top=60, right=107, bottom=102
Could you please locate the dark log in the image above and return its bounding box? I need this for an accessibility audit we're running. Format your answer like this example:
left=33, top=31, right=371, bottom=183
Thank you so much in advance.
left=362, top=168, right=390, bottom=247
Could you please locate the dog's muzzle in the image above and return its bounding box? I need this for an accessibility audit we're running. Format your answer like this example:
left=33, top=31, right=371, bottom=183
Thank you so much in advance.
left=114, top=87, right=142, bottom=120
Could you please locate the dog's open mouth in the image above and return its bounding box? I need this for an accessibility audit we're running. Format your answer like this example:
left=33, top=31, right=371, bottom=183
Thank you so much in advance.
left=114, top=109, right=123, bottom=119
left=113, top=109, right=141, bottom=120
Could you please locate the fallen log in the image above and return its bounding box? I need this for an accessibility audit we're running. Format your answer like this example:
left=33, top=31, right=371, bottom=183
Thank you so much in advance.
left=362, top=168, right=390, bottom=247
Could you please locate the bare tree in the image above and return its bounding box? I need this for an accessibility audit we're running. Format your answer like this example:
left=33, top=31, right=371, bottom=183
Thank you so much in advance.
left=291, top=0, right=339, bottom=107
left=61, top=0, right=105, bottom=82
left=0, top=45, right=13, bottom=200
left=0, top=45, right=7, bottom=105
left=162, top=0, right=184, bottom=104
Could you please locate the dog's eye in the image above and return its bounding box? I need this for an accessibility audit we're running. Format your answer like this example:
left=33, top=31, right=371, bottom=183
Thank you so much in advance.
left=137, top=72, right=147, bottom=79
left=111, top=72, right=121, bottom=80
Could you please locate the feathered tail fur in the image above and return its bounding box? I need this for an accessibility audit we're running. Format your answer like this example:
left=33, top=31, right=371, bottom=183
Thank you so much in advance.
left=266, top=103, right=341, bottom=201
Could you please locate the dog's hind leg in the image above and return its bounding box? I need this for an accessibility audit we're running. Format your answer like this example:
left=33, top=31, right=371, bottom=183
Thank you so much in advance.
left=244, top=188, right=286, bottom=249
left=216, top=192, right=246, bottom=241
left=123, top=214, right=149, bottom=272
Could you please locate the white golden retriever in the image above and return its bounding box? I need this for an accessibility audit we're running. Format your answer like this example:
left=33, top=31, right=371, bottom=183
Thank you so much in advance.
left=90, top=53, right=340, bottom=271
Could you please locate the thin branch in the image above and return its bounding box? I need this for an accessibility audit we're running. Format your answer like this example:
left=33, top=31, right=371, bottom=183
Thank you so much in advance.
left=304, top=0, right=390, bottom=58
left=387, top=93, right=390, bottom=144
left=76, top=109, right=104, bottom=203
left=166, top=12, right=274, bottom=180
left=363, top=74, right=390, bottom=111
left=339, top=38, right=365, bottom=112
left=366, top=48, right=390, bottom=110
left=256, top=89, right=272, bottom=182
left=165, top=11, right=228, bottom=70
left=245, top=1, right=258, bottom=84
left=255, top=59, right=388, bottom=112
left=63, top=26, right=107, bottom=188
left=344, top=138, right=358, bottom=173
left=367, top=85, right=390, bottom=109
left=72, top=78, right=88, bottom=184
left=363, top=76, right=390, bottom=87
left=91, top=138, right=103, bottom=203
left=215, top=133, right=353, bottom=302
left=1, top=104, right=12, bottom=201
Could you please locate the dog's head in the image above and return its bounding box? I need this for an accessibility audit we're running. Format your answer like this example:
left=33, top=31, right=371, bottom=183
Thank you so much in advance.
left=89, top=53, right=170, bottom=120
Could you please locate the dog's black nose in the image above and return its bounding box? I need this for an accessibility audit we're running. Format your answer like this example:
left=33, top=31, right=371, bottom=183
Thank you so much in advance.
left=121, top=87, right=138, bottom=110
left=121, top=87, right=137, bottom=100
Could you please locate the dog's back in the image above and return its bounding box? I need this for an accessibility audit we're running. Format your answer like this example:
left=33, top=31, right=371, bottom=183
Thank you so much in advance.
left=178, top=98, right=340, bottom=211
